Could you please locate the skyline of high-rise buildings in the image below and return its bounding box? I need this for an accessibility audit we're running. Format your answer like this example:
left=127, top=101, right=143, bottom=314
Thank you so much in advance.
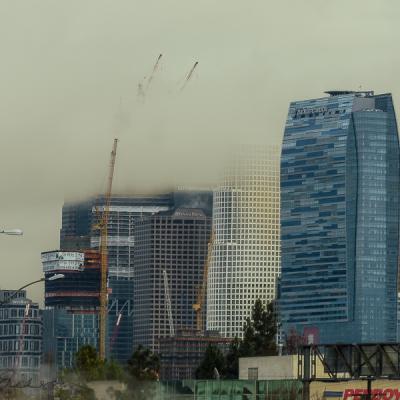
left=207, top=145, right=281, bottom=338
left=11, top=88, right=400, bottom=381
left=280, top=90, right=399, bottom=344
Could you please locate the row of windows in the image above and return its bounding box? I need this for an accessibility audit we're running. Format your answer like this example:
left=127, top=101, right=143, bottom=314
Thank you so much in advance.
left=0, top=308, right=39, bottom=320
left=0, top=323, right=40, bottom=336
left=0, top=339, right=41, bottom=352
left=0, top=355, right=40, bottom=368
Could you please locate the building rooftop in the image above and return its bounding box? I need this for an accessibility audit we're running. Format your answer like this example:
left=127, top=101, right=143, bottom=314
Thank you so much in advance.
left=325, top=90, right=374, bottom=97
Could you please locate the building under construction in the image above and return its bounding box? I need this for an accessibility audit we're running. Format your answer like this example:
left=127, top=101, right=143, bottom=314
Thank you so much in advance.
left=42, top=250, right=100, bottom=309
left=59, top=191, right=212, bottom=364
left=159, top=328, right=231, bottom=380
left=41, top=250, right=101, bottom=372
left=60, top=194, right=173, bottom=364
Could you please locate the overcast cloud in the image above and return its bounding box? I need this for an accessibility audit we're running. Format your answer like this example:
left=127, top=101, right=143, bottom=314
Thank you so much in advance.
left=0, top=0, right=399, bottom=304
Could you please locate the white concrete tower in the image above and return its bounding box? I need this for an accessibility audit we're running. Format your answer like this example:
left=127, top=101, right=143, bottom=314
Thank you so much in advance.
left=206, top=145, right=280, bottom=338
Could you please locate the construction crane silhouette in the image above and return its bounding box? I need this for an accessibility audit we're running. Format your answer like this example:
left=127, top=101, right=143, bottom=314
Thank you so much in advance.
left=138, top=54, right=163, bottom=100
left=163, top=270, right=175, bottom=336
left=180, top=61, right=199, bottom=92
left=146, top=53, right=163, bottom=91
left=192, top=229, right=214, bottom=331
left=94, top=138, right=118, bottom=360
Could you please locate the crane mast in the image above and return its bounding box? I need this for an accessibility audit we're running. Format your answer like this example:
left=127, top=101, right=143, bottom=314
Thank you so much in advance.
left=192, top=230, right=214, bottom=331
left=163, top=270, right=175, bottom=336
left=99, top=138, right=118, bottom=361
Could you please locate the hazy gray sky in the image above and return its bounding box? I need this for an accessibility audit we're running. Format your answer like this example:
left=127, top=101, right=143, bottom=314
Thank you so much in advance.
left=0, top=0, right=399, bottom=304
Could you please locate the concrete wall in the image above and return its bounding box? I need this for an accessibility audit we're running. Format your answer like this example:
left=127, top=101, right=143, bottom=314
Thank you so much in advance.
left=239, top=355, right=330, bottom=380
left=239, top=355, right=297, bottom=380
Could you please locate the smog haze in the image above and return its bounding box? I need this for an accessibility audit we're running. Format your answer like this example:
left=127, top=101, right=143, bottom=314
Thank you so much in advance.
left=0, top=0, right=399, bottom=303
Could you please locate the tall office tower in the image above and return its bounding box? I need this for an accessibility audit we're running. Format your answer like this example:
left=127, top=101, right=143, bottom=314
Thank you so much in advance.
left=133, top=196, right=213, bottom=353
left=280, top=91, right=400, bottom=344
left=206, top=145, right=281, bottom=338
left=60, top=195, right=173, bottom=363
left=0, top=290, right=42, bottom=386
left=41, top=250, right=100, bottom=372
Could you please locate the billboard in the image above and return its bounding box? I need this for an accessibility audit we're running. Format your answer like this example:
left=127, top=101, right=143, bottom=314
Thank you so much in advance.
left=41, top=251, right=84, bottom=272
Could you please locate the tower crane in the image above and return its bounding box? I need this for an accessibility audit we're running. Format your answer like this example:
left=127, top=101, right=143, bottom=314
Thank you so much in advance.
left=192, top=229, right=214, bottom=331
left=96, top=138, right=118, bottom=361
left=180, top=61, right=199, bottom=92
left=163, top=270, right=175, bottom=337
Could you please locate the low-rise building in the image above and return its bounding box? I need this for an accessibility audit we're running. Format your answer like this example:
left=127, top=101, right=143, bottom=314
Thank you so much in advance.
left=0, top=290, right=42, bottom=386
left=159, top=329, right=231, bottom=380
left=239, top=355, right=328, bottom=381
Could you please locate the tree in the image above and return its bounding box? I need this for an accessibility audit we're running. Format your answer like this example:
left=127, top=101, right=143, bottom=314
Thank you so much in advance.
left=127, top=345, right=160, bottom=381
left=67, top=345, right=124, bottom=382
left=224, top=337, right=241, bottom=379
left=241, top=299, right=277, bottom=357
left=196, top=344, right=226, bottom=379
left=75, top=345, right=102, bottom=379
left=115, top=346, right=160, bottom=400
left=285, top=327, right=305, bottom=355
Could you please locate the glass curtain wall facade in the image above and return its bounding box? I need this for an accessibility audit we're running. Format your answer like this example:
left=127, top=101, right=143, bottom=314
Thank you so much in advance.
left=41, top=250, right=100, bottom=373
left=42, top=309, right=97, bottom=371
left=207, top=145, right=281, bottom=338
left=280, top=91, right=399, bottom=344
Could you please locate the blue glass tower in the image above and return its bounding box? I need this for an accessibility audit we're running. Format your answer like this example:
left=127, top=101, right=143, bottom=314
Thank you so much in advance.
left=280, top=91, right=399, bottom=344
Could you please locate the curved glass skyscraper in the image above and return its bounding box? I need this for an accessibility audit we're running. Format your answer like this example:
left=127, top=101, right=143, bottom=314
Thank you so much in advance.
left=280, top=91, right=399, bottom=344
left=207, top=145, right=281, bottom=338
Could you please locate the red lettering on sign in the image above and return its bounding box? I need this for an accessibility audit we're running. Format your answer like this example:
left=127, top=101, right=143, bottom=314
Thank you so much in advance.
left=372, top=389, right=383, bottom=400
left=343, top=389, right=354, bottom=400
left=394, top=388, right=400, bottom=400
left=341, top=388, right=400, bottom=399
left=353, top=389, right=367, bottom=400
left=383, top=389, right=394, bottom=400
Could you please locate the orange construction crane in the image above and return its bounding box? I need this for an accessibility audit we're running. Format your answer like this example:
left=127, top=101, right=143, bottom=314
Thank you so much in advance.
left=96, top=138, right=118, bottom=360
left=192, top=229, right=214, bottom=331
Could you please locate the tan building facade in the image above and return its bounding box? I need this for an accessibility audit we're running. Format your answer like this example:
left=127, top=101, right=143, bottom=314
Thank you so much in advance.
left=239, top=355, right=328, bottom=381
